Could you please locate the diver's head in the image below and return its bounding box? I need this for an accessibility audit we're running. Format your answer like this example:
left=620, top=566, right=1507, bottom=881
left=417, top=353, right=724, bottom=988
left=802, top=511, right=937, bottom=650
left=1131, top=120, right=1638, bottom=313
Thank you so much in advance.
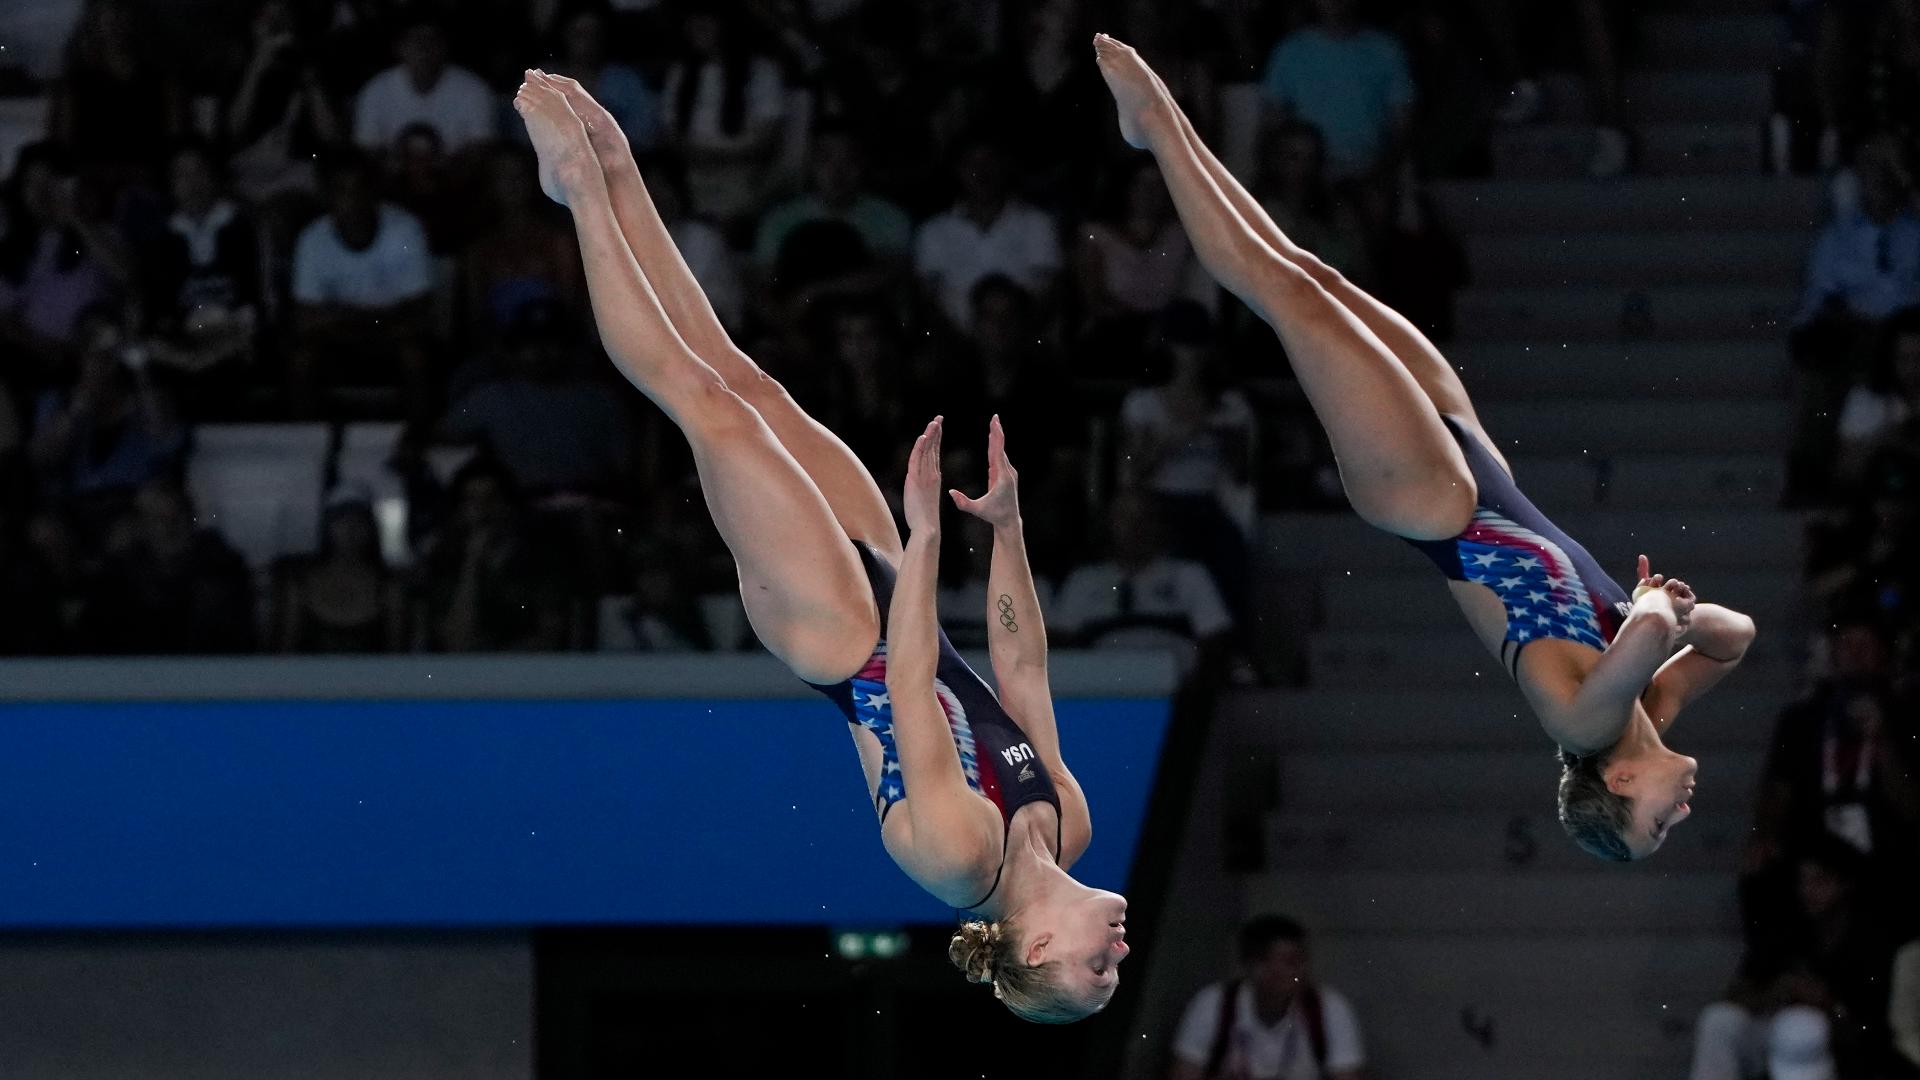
left=1558, top=745, right=1698, bottom=861
left=949, top=888, right=1128, bottom=1023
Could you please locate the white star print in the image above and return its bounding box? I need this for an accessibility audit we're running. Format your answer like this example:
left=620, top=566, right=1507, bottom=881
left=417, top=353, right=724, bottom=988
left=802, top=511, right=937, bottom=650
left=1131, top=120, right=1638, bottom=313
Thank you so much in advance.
left=1470, top=552, right=1502, bottom=567
left=1516, top=627, right=1533, bottom=639
left=1498, top=576, right=1525, bottom=589
left=1514, top=556, right=1541, bottom=569
left=884, top=759, right=901, bottom=774
left=863, top=690, right=891, bottom=709
left=1555, top=603, right=1573, bottom=615
left=1526, top=591, right=1549, bottom=603
left=1536, top=613, right=1554, bottom=625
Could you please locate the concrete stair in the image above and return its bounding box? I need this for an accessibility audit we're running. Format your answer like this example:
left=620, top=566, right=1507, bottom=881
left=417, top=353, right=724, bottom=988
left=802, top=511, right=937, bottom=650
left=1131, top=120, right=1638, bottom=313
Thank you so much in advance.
left=1454, top=284, right=1794, bottom=341
left=1244, top=871, right=1739, bottom=934
left=1541, top=70, right=1769, bottom=124
left=1432, top=177, right=1824, bottom=232
left=1450, top=342, right=1789, bottom=399
left=1466, top=231, right=1807, bottom=288
left=1492, top=121, right=1761, bottom=179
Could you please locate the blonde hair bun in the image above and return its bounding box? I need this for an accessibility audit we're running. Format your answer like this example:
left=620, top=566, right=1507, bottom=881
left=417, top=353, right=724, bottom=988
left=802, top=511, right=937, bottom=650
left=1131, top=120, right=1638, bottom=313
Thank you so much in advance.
left=948, top=920, right=1001, bottom=984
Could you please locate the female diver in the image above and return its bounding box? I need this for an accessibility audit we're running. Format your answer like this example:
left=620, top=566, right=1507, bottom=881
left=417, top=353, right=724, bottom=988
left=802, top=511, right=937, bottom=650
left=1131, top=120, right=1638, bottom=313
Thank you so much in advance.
left=512, top=71, right=1126, bottom=1021
left=1090, top=35, right=1757, bottom=862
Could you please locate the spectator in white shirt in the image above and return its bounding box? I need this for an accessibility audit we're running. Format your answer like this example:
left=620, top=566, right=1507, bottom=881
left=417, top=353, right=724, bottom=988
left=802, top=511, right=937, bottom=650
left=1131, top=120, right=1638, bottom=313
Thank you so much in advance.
left=1050, top=492, right=1231, bottom=675
left=660, top=7, right=787, bottom=225
left=913, top=135, right=1062, bottom=332
left=287, top=152, right=433, bottom=419
left=352, top=14, right=497, bottom=158
left=1171, top=915, right=1368, bottom=1080
left=1836, top=306, right=1920, bottom=483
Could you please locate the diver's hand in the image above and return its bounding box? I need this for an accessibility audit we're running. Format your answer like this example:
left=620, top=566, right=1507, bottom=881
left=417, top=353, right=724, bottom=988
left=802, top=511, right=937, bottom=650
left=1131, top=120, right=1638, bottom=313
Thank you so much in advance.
left=903, top=417, right=944, bottom=535
left=948, top=414, right=1021, bottom=529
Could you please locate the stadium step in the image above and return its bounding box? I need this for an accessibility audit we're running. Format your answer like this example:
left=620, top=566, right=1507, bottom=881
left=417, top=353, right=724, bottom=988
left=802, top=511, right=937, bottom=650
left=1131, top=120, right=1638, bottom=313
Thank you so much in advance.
left=1455, top=284, right=1794, bottom=341
left=1432, top=177, right=1825, bottom=233
left=1541, top=69, right=1770, bottom=124
left=1492, top=121, right=1760, bottom=179
left=1464, top=230, right=1807, bottom=288
left=1243, top=870, right=1739, bottom=933
left=1449, top=341, right=1789, bottom=399
left=1472, top=397, right=1791, bottom=454
left=1639, top=13, right=1785, bottom=69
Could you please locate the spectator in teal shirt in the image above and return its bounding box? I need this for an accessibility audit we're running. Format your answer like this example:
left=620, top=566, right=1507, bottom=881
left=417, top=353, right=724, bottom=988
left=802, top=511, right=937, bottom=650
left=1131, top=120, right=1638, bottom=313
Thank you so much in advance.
left=753, top=125, right=912, bottom=299
left=1259, top=0, right=1416, bottom=183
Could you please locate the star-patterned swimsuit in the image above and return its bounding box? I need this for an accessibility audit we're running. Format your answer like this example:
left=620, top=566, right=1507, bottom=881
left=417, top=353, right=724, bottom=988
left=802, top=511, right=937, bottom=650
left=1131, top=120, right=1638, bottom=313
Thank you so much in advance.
left=806, top=541, right=1063, bottom=906
left=1407, top=414, right=1633, bottom=678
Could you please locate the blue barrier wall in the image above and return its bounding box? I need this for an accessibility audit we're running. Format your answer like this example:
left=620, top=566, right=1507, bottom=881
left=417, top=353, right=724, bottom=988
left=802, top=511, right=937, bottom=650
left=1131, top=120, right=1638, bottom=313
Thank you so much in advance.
left=0, top=655, right=1174, bottom=928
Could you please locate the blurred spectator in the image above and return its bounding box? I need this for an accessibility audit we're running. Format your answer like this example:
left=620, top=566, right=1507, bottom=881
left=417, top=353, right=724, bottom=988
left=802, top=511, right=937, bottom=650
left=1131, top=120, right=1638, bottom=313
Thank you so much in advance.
left=0, top=142, right=134, bottom=380
left=0, top=512, right=62, bottom=654
left=135, top=142, right=265, bottom=411
left=1258, top=0, right=1415, bottom=184
left=1836, top=307, right=1920, bottom=485
left=820, top=300, right=915, bottom=471
left=808, top=9, right=947, bottom=214
left=462, top=146, right=584, bottom=345
left=0, top=381, right=25, bottom=512
left=1894, top=940, right=1920, bottom=1071
left=440, top=298, right=635, bottom=498
left=659, top=6, right=787, bottom=226
left=28, top=306, right=185, bottom=526
left=385, top=121, right=482, bottom=254
left=224, top=0, right=344, bottom=207
left=1119, top=303, right=1255, bottom=622
left=944, top=276, right=1070, bottom=465
left=595, top=536, right=712, bottom=652
left=640, top=159, right=744, bottom=332
left=1075, top=159, right=1197, bottom=365
left=1787, top=134, right=1920, bottom=502
left=913, top=136, right=1062, bottom=333
left=287, top=152, right=434, bottom=419
left=1469, top=0, right=1630, bottom=177
left=1695, top=839, right=1900, bottom=1080
left=549, top=2, right=661, bottom=155
left=1169, top=914, right=1368, bottom=1080
left=93, top=477, right=257, bottom=654
left=1051, top=492, right=1232, bottom=674
left=22, top=507, right=110, bottom=651
left=47, top=0, right=185, bottom=189
left=1748, top=617, right=1920, bottom=919
left=975, top=0, right=1107, bottom=205
left=1253, top=121, right=1373, bottom=288
left=752, top=126, right=911, bottom=311
left=412, top=457, right=572, bottom=652
left=352, top=12, right=497, bottom=158
left=272, top=488, right=404, bottom=652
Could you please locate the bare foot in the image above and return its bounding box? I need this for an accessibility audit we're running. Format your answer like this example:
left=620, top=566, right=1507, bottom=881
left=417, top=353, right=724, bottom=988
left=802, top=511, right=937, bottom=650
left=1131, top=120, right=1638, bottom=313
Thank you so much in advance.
left=544, top=72, right=633, bottom=172
left=512, top=70, right=597, bottom=206
left=1092, top=34, right=1169, bottom=151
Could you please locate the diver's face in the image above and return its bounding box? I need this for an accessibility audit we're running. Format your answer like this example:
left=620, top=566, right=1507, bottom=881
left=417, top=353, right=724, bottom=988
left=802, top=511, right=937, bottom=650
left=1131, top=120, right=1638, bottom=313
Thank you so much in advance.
left=1615, top=753, right=1698, bottom=858
left=1034, top=889, right=1129, bottom=999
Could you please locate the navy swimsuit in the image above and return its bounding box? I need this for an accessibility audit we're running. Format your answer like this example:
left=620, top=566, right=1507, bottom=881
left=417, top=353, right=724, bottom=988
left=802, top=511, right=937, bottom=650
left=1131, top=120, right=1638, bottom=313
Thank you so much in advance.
left=806, top=542, right=1062, bottom=908
left=1407, top=415, right=1634, bottom=678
